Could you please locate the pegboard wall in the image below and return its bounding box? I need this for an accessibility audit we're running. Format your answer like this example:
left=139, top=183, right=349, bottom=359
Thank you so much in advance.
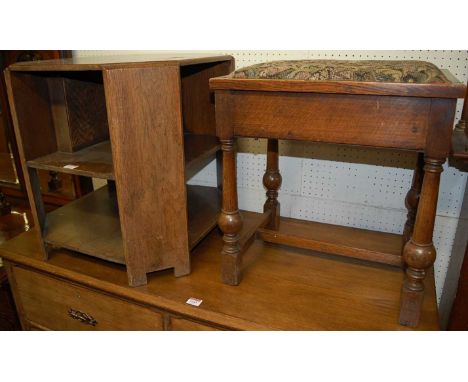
left=77, top=50, right=468, bottom=305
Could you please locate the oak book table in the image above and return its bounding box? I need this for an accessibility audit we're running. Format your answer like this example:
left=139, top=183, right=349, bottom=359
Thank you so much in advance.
left=210, top=60, right=466, bottom=328
left=0, top=221, right=439, bottom=330
left=4, top=54, right=234, bottom=286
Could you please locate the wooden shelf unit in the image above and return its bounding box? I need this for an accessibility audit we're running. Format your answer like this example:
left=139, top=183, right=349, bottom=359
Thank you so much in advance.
left=5, top=54, right=234, bottom=286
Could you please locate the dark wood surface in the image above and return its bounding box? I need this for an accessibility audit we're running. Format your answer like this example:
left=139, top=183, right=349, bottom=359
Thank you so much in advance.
left=452, top=129, right=468, bottom=160
left=5, top=55, right=234, bottom=286
left=50, top=74, right=109, bottom=152
left=0, top=212, right=439, bottom=330
left=27, top=134, right=220, bottom=181
left=447, top=80, right=468, bottom=329
left=0, top=200, right=33, bottom=330
left=43, top=184, right=221, bottom=265
left=448, top=243, right=468, bottom=330
left=215, top=90, right=432, bottom=150
left=181, top=60, right=235, bottom=136
left=184, top=135, right=220, bottom=180
left=0, top=266, right=20, bottom=330
left=8, top=54, right=234, bottom=71
left=45, top=185, right=124, bottom=264
left=257, top=217, right=403, bottom=266
left=209, top=71, right=465, bottom=98
left=211, top=66, right=464, bottom=328
left=27, top=141, right=114, bottom=180
left=104, top=65, right=190, bottom=285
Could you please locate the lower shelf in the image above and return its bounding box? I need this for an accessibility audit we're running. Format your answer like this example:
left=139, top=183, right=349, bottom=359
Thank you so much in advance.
left=257, top=216, right=403, bottom=266
left=187, top=185, right=221, bottom=249
left=45, top=185, right=125, bottom=264
left=45, top=184, right=221, bottom=265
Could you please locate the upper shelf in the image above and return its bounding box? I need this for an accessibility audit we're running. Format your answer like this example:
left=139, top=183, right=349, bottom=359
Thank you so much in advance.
left=26, top=134, right=220, bottom=181
left=27, top=140, right=115, bottom=180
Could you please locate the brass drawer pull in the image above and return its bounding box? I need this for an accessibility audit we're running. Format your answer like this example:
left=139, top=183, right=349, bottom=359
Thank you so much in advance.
left=68, top=308, right=97, bottom=326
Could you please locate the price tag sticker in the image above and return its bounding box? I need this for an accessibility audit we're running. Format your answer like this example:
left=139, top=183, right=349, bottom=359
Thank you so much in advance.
left=186, top=297, right=203, bottom=307
left=63, top=164, right=79, bottom=169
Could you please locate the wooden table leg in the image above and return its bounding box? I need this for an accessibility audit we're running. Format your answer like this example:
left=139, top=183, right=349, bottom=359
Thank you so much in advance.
left=400, top=157, right=444, bottom=327
left=218, top=139, right=243, bottom=285
left=402, top=153, right=425, bottom=248
left=263, top=139, right=282, bottom=230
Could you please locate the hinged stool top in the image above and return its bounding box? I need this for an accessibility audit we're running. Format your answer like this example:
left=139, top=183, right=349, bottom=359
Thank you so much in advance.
left=210, top=59, right=466, bottom=98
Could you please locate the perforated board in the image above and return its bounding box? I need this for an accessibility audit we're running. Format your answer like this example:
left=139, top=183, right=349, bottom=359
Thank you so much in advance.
left=77, top=50, right=468, bottom=305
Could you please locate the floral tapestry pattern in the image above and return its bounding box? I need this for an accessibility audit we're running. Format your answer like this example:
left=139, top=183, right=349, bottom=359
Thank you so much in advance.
left=233, top=60, right=448, bottom=83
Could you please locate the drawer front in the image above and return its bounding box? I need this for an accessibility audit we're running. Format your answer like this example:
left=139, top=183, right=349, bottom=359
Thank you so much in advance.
left=12, top=266, right=163, bottom=330
left=170, top=316, right=220, bottom=331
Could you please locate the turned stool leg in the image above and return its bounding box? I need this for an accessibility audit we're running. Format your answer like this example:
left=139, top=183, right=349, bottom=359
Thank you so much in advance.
left=263, top=139, right=282, bottom=229
left=400, top=157, right=444, bottom=327
left=218, top=139, right=243, bottom=285
left=402, top=153, right=425, bottom=248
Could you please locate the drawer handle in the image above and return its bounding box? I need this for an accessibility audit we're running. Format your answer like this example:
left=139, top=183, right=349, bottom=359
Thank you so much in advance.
left=68, top=308, right=97, bottom=326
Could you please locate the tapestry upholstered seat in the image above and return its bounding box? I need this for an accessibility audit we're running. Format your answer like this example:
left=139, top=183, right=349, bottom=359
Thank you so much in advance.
left=232, top=60, right=448, bottom=84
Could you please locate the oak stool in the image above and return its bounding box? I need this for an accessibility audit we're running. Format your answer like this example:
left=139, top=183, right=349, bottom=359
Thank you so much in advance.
left=210, top=60, right=466, bottom=327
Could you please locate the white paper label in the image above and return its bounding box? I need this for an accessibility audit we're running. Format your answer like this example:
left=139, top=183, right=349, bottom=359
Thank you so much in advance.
left=186, top=297, right=203, bottom=307
left=63, top=164, right=79, bottom=169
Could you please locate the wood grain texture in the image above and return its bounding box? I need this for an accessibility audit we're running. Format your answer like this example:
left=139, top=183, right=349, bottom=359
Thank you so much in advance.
left=0, top=223, right=439, bottom=330
left=103, top=65, right=189, bottom=285
left=448, top=238, right=468, bottom=330
left=11, top=265, right=163, bottom=330
left=27, top=140, right=114, bottom=179
left=184, top=134, right=220, bottom=181
left=425, top=98, right=458, bottom=158
left=216, top=90, right=430, bottom=149
left=402, top=153, right=425, bottom=247
left=5, top=70, right=59, bottom=244
left=47, top=74, right=109, bottom=152
left=5, top=71, right=57, bottom=161
left=209, top=76, right=466, bottom=98
left=452, top=129, right=468, bottom=160
left=45, top=185, right=124, bottom=264
left=8, top=54, right=234, bottom=71
left=169, top=316, right=221, bottom=331
left=6, top=55, right=231, bottom=287
left=43, top=184, right=220, bottom=266
left=258, top=217, right=403, bottom=266
left=400, top=158, right=444, bottom=327
left=181, top=60, right=234, bottom=136
left=62, top=74, right=109, bottom=151
left=187, top=185, right=220, bottom=250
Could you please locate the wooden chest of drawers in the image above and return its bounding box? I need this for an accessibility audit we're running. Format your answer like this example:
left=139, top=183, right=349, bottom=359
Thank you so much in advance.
left=6, top=262, right=224, bottom=331
left=10, top=266, right=164, bottom=330
left=1, top=224, right=440, bottom=330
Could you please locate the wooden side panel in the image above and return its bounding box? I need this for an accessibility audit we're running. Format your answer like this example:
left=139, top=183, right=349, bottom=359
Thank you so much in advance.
left=5, top=71, right=57, bottom=160
left=181, top=59, right=234, bottom=136
left=220, top=91, right=431, bottom=150
left=4, top=70, right=55, bottom=247
left=103, top=66, right=190, bottom=286
left=425, top=98, right=457, bottom=158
